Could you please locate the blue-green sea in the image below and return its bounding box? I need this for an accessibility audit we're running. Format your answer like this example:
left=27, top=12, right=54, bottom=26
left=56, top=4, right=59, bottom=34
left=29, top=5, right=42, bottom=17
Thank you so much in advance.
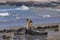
left=0, top=5, right=60, bottom=29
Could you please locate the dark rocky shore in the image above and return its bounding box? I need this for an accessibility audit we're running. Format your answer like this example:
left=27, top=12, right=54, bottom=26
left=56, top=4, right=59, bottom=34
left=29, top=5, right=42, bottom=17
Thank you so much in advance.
left=0, top=1, right=60, bottom=7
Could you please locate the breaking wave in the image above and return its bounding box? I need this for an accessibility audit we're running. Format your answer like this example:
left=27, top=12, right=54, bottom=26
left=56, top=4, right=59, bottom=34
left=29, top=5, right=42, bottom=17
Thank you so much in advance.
left=16, top=5, right=29, bottom=10
left=47, top=8, right=60, bottom=11
left=16, top=16, right=20, bottom=19
left=0, top=12, right=9, bottom=16
left=38, top=14, right=51, bottom=18
left=43, top=15, right=51, bottom=18
left=0, top=5, right=29, bottom=11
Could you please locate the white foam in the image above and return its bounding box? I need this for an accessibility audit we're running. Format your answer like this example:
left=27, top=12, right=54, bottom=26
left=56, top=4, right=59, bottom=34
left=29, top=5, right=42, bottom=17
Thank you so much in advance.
left=16, top=17, right=20, bottom=19
left=56, top=9, right=60, bottom=11
left=0, top=5, right=29, bottom=11
left=47, top=8, right=60, bottom=11
left=0, top=9, right=14, bottom=11
left=43, top=15, right=51, bottom=18
left=20, top=5, right=29, bottom=10
left=38, top=14, right=51, bottom=18
left=0, top=12, right=9, bottom=16
left=16, top=5, right=29, bottom=10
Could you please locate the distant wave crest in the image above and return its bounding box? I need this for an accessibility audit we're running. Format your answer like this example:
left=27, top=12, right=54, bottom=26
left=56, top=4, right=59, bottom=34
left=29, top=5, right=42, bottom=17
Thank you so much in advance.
left=43, top=15, right=51, bottom=18
left=0, top=5, right=29, bottom=11
left=47, top=8, right=60, bottom=11
left=0, top=12, right=9, bottom=16
left=39, top=14, right=51, bottom=18
left=16, top=5, right=29, bottom=10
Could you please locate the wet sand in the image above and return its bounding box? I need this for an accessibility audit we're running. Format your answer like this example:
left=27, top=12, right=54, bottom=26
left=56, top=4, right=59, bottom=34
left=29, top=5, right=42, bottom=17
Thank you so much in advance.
left=0, top=23, right=60, bottom=40
left=47, top=31, right=60, bottom=40
left=15, top=23, right=60, bottom=40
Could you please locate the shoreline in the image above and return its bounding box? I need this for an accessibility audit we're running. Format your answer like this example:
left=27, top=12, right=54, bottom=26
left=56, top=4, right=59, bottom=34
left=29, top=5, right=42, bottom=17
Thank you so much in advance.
left=0, top=4, right=60, bottom=9
left=0, top=22, right=60, bottom=30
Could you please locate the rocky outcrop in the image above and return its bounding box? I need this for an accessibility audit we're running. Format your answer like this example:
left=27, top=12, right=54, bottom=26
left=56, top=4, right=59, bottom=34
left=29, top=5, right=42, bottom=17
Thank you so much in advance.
left=5, top=2, right=58, bottom=7
left=0, top=1, right=59, bottom=7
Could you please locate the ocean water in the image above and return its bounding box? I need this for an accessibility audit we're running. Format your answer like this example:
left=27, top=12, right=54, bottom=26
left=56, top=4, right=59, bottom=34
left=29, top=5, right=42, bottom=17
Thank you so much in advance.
left=0, top=6, right=60, bottom=29
left=0, top=6, right=60, bottom=40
